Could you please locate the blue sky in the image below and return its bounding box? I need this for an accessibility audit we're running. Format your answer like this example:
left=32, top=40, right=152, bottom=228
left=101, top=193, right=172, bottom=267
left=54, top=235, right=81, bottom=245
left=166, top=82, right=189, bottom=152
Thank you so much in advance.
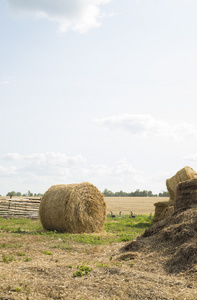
left=0, top=0, right=197, bottom=195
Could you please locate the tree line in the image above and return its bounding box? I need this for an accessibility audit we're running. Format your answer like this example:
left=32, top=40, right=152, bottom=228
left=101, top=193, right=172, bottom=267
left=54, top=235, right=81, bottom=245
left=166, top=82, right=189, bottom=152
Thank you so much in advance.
left=5, top=190, right=43, bottom=197
left=3, top=189, right=169, bottom=198
left=102, top=188, right=169, bottom=197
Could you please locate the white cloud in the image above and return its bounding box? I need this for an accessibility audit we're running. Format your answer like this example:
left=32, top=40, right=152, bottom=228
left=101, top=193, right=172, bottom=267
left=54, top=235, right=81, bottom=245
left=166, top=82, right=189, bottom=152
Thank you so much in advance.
left=0, top=165, right=17, bottom=177
left=0, top=152, right=86, bottom=176
left=0, top=152, right=166, bottom=195
left=6, top=0, right=111, bottom=33
left=0, top=80, right=9, bottom=85
left=183, top=153, right=197, bottom=161
left=1, top=153, right=22, bottom=161
left=89, top=160, right=148, bottom=190
left=95, top=114, right=197, bottom=141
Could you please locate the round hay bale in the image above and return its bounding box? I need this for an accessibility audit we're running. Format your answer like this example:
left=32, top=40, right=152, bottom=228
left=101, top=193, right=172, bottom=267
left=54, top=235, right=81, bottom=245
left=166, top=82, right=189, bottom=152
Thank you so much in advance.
left=39, top=182, right=106, bottom=233
left=166, top=166, right=197, bottom=204
left=175, top=178, right=197, bottom=211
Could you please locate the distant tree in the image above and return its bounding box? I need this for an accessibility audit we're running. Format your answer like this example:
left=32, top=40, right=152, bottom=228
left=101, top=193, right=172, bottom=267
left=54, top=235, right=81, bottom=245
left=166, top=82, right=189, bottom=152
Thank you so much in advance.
left=16, top=192, right=22, bottom=196
left=147, top=190, right=153, bottom=197
left=27, top=190, right=33, bottom=197
left=159, top=191, right=169, bottom=197
left=114, top=190, right=128, bottom=197
left=103, top=189, right=114, bottom=196
left=6, top=191, right=16, bottom=197
left=103, top=188, right=158, bottom=197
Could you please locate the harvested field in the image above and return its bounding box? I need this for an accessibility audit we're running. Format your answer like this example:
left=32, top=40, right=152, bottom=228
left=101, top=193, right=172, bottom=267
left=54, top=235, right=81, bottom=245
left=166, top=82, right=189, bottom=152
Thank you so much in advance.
left=1, top=213, right=197, bottom=299
left=105, top=197, right=168, bottom=215
left=1, top=236, right=197, bottom=300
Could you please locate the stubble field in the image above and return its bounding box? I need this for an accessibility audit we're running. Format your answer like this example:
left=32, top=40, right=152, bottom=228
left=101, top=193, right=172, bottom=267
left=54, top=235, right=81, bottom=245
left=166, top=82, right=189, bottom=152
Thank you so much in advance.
left=105, top=196, right=168, bottom=215
left=1, top=197, right=197, bottom=300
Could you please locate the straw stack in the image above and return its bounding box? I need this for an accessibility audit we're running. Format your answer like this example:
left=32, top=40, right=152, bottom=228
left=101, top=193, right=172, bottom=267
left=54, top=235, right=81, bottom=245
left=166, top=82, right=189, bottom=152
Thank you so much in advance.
left=166, top=166, right=197, bottom=204
left=175, top=178, right=197, bottom=211
left=153, top=201, right=171, bottom=222
left=153, top=166, right=197, bottom=222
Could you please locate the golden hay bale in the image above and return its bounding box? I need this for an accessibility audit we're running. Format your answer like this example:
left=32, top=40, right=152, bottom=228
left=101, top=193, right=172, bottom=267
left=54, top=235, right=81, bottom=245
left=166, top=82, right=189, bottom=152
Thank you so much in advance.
left=166, top=166, right=197, bottom=203
left=153, top=201, right=170, bottom=222
left=175, top=178, right=197, bottom=211
left=39, top=182, right=106, bottom=233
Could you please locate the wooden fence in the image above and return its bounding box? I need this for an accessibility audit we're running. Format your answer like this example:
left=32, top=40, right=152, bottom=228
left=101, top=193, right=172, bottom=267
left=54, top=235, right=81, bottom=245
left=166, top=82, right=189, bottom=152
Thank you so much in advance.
left=0, top=197, right=41, bottom=219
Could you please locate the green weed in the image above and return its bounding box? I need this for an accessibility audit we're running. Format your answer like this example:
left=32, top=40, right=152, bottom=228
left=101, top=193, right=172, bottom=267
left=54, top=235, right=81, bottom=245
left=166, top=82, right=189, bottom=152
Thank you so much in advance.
left=2, top=254, right=15, bottom=263
left=51, top=243, right=73, bottom=251
left=14, top=287, right=22, bottom=292
left=0, top=243, right=8, bottom=248
left=96, top=263, right=109, bottom=267
left=73, top=270, right=83, bottom=277
left=77, top=265, right=93, bottom=274
left=73, top=265, right=93, bottom=277
left=121, top=257, right=130, bottom=261
left=41, top=251, right=53, bottom=255
left=17, top=252, right=26, bottom=256
left=24, top=257, right=32, bottom=262
left=0, top=243, right=22, bottom=249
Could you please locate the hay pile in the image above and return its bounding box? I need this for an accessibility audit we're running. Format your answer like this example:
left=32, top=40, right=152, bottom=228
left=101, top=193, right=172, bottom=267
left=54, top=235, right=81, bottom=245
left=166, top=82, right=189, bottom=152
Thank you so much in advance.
left=123, top=178, right=197, bottom=273
left=123, top=208, right=197, bottom=273
left=39, top=182, right=106, bottom=233
left=166, top=166, right=197, bottom=204
left=153, top=166, right=197, bottom=222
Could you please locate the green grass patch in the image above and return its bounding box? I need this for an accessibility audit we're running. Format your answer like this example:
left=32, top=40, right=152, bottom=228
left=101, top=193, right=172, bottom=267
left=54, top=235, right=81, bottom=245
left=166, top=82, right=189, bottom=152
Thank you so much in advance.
left=13, top=287, right=22, bottom=292
left=73, top=265, right=93, bottom=277
left=41, top=251, right=53, bottom=255
left=2, top=254, right=15, bottom=263
left=24, top=257, right=32, bottom=262
left=51, top=243, right=73, bottom=251
left=17, top=252, right=26, bottom=256
left=0, top=243, right=22, bottom=249
left=0, top=214, right=153, bottom=245
left=96, top=263, right=109, bottom=268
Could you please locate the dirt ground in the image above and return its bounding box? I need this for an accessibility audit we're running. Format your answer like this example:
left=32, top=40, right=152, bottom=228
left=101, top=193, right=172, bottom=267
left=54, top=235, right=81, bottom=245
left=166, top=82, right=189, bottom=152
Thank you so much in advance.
left=1, top=231, right=197, bottom=300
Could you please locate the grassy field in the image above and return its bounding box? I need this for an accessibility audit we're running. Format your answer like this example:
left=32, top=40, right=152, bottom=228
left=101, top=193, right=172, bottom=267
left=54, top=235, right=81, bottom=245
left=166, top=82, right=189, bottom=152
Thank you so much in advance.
left=105, top=196, right=168, bottom=215
left=0, top=214, right=153, bottom=245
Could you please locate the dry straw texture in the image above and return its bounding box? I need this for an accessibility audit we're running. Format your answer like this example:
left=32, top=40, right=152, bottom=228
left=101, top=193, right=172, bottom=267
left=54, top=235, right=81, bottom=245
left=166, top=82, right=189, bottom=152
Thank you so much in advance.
left=153, top=166, right=197, bottom=223
left=166, top=166, right=197, bottom=203
left=123, top=206, right=197, bottom=273
left=153, top=201, right=170, bottom=222
left=39, top=182, right=106, bottom=233
left=175, top=178, right=197, bottom=211
left=133, top=177, right=197, bottom=272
